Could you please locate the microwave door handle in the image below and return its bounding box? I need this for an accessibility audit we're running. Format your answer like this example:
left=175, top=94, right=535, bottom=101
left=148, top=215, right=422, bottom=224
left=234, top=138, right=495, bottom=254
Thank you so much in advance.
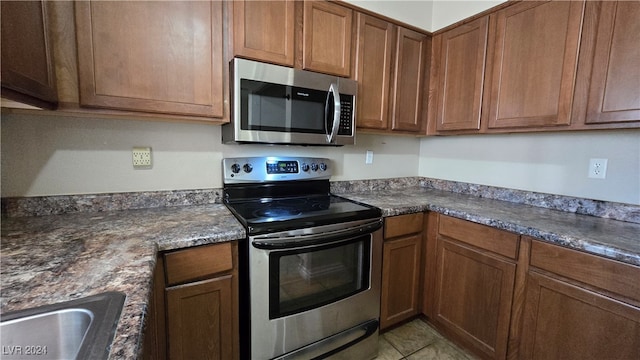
left=326, top=83, right=341, bottom=143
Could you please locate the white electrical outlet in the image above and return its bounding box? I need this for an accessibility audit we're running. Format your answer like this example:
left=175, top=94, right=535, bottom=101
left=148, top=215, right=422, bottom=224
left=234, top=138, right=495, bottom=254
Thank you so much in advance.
left=132, top=147, right=152, bottom=169
left=365, top=150, right=373, bottom=164
left=588, top=158, right=607, bottom=179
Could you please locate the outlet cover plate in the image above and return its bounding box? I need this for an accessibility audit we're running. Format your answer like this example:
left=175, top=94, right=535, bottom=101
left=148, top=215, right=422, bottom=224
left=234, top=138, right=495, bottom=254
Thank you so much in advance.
left=132, top=147, right=152, bottom=169
left=588, top=158, right=607, bottom=179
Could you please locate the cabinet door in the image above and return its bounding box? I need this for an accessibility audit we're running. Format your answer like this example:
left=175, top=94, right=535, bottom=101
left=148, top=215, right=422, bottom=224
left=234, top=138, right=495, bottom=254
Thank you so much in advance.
left=232, top=0, right=295, bottom=67
left=166, top=276, right=233, bottom=360
left=390, top=27, right=429, bottom=132
left=487, top=1, right=585, bottom=129
left=143, top=257, right=167, bottom=360
left=381, top=234, right=422, bottom=330
left=354, top=13, right=394, bottom=130
left=584, top=1, right=640, bottom=125
left=434, top=238, right=516, bottom=359
left=303, top=1, right=352, bottom=77
left=1, top=1, right=57, bottom=108
left=520, top=271, right=640, bottom=360
left=75, top=1, right=224, bottom=118
left=435, top=17, right=488, bottom=132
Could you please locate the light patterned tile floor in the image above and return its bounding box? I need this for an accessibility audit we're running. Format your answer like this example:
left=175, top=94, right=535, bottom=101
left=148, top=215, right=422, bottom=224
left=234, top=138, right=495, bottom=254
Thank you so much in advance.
left=374, top=319, right=477, bottom=360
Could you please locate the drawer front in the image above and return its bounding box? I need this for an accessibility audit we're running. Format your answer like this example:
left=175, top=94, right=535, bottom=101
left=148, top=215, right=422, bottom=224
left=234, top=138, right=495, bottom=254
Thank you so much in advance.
left=384, top=213, right=423, bottom=239
left=530, top=239, right=640, bottom=303
left=164, top=242, right=233, bottom=286
left=438, top=215, right=519, bottom=259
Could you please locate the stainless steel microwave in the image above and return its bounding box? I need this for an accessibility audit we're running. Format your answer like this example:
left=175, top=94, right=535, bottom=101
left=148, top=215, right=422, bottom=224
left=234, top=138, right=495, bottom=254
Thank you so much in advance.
left=222, top=58, right=357, bottom=146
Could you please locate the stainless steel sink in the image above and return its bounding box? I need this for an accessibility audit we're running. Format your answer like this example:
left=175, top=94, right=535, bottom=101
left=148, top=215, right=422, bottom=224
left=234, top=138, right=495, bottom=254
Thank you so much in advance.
left=1, top=292, right=125, bottom=360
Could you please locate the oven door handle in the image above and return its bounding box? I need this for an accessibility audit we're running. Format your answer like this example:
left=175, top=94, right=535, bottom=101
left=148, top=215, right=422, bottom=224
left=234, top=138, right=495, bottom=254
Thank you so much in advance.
left=252, top=220, right=382, bottom=250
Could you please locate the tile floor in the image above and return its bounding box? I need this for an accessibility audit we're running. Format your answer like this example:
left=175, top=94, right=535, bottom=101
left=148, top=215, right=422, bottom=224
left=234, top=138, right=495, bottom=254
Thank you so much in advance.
left=375, top=319, right=477, bottom=360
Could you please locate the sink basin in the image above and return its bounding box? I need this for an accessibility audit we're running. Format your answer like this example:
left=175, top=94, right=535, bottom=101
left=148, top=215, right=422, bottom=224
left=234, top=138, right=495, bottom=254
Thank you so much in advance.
left=1, top=292, right=125, bottom=360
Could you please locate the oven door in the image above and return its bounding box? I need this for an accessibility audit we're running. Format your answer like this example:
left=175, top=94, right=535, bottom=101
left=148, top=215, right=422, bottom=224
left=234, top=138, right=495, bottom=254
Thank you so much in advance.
left=248, top=219, right=383, bottom=360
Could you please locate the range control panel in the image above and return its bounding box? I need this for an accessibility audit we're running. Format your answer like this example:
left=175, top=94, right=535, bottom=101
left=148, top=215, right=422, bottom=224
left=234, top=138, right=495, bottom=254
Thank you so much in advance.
left=223, top=156, right=332, bottom=184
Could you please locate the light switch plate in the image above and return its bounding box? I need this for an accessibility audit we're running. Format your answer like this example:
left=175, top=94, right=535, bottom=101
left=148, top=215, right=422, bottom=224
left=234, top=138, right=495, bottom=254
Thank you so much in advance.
left=365, top=150, right=373, bottom=164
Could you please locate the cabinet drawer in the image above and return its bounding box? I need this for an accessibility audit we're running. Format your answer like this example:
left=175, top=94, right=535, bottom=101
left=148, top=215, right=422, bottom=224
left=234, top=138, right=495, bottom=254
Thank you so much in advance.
left=164, top=242, right=233, bottom=286
left=384, top=213, right=423, bottom=239
left=530, top=239, right=640, bottom=303
left=438, top=215, right=519, bottom=259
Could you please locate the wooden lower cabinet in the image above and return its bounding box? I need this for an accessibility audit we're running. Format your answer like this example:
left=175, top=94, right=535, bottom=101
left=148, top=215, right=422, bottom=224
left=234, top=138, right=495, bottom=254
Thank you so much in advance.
left=143, top=257, right=167, bottom=360
left=517, top=238, right=640, bottom=360
left=143, top=242, right=238, bottom=360
left=426, top=215, right=519, bottom=359
left=166, top=276, right=233, bottom=360
left=520, top=271, right=640, bottom=360
left=380, top=213, right=423, bottom=330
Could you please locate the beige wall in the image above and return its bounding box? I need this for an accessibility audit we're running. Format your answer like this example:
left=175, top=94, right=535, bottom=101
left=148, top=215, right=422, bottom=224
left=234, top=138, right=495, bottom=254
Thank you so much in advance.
left=3, top=113, right=638, bottom=206
left=430, top=0, right=505, bottom=30
left=0, top=113, right=420, bottom=196
left=345, top=0, right=433, bottom=30
left=345, top=0, right=506, bottom=31
left=419, top=131, right=640, bottom=205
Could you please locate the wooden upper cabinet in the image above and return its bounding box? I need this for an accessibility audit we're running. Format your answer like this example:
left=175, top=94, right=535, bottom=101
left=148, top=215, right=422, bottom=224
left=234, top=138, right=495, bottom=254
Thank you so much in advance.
left=303, top=1, right=353, bottom=77
left=582, top=1, right=640, bottom=125
left=487, top=1, right=585, bottom=129
left=1, top=1, right=57, bottom=108
left=354, top=13, right=395, bottom=130
left=231, top=0, right=295, bottom=67
left=434, top=17, right=488, bottom=132
left=391, top=27, right=429, bottom=132
left=75, top=1, right=224, bottom=118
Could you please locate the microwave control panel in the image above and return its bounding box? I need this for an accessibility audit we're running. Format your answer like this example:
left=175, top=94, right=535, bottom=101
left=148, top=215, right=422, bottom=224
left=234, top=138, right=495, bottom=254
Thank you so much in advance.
left=338, top=95, right=354, bottom=136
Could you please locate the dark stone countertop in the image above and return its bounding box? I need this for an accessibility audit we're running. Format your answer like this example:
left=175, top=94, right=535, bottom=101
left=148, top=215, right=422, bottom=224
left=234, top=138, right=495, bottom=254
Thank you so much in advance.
left=337, top=187, right=640, bottom=266
left=2, top=187, right=639, bottom=359
left=0, top=204, right=245, bottom=359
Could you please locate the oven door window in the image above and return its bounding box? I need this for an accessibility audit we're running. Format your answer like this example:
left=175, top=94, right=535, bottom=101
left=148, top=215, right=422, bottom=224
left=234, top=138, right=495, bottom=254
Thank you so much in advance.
left=241, top=79, right=327, bottom=134
left=268, top=235, right=371, bottom=319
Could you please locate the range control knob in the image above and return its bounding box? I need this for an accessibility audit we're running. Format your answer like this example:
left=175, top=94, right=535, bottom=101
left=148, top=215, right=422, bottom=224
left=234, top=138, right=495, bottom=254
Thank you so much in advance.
left=243, top=163, right=253, bottom=173
left=319, top=162, right=327, bottom=171
left=231, top=163, right=241, bottom=174
left=311, top=163, right=319, bottom=172
left=301, top=163, right=310, bottom=172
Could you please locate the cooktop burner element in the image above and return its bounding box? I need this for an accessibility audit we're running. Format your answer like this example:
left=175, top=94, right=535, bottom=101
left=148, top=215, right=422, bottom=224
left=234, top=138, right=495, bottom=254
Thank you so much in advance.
left=253, top=206, right=302, bottom=219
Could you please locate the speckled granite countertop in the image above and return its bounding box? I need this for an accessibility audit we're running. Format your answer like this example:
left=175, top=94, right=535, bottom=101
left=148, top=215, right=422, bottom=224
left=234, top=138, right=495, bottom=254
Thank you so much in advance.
left=2, top=183, right=639, bottom=359
left=0, top=204, right=245, bottom=359
left=336, top=187, right=640, bottom=266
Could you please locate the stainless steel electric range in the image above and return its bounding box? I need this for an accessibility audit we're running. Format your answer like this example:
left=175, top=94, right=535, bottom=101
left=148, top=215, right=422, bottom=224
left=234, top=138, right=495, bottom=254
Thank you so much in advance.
left=223, top=156, right=383, bottom=360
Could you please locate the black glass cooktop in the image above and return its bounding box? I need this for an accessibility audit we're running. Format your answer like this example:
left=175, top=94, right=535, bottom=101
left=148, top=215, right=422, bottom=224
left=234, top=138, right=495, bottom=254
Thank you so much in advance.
left=225, top=194, right=381, bottom=235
